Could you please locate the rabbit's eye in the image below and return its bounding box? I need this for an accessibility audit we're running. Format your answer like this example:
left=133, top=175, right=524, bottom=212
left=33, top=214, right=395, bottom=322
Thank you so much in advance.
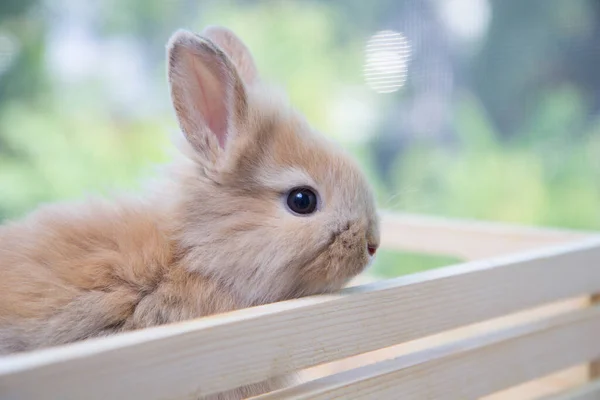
left=286, top=187, right=318, bottom=215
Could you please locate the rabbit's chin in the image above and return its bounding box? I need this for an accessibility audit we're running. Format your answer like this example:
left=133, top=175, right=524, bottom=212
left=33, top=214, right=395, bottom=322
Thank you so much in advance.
left=221, top=252, right=368, bottom=307
left=238, top=275, right=358, bottom=307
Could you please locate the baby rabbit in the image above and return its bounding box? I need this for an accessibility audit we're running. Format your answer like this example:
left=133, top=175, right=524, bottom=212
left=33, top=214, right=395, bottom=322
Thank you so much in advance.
left=0, top=26, right=380, bottom=398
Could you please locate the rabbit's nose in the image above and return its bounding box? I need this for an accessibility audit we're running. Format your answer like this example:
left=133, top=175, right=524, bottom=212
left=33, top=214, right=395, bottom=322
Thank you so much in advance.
left=367, top=243, right=378, bottom=256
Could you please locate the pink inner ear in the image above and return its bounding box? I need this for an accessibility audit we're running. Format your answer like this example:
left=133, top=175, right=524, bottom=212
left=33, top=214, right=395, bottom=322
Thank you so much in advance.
left=188, top=55, right=230, bottom=149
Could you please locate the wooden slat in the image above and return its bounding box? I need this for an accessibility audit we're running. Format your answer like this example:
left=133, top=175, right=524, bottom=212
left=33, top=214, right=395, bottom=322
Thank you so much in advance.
left=380, top=212, right=593, bottom=259
left=303, top=299, right=590, bottom=399
left=542, top=379, right=600, bottom=400
left=483, top=365, right=588, bottom=400
left=254, top=306, right=600, bottom=400
left=303, top=298, right=587, bottom=381
left=1, top=237, right=599, bottom=400
left=589, top=294, right=600, bottom=380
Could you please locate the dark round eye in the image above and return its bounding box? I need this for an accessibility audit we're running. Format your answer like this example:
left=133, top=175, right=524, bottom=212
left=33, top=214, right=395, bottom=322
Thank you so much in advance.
left=286, top=187, right=318, bottom=215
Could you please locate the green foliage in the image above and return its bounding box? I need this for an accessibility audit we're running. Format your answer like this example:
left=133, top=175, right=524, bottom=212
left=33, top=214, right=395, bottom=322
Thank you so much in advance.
left=380, top=90, right=600, bottom=231
left=370, top=249, right=461, bottom=278
left=0, top=3, right=46, bottom=105
left=0, top=101, right=170, bottom=220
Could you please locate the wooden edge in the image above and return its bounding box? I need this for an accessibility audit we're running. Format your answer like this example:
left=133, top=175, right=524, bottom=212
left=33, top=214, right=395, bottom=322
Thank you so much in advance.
left=0, top=237, right=599, bottom=400
left=589, top=294, right=600, bottom=379
left=483, top=366, right=588, bottom=400
left=379, top=211, right=597, bottom=260
left=252, top=305, right=600, bottom=400
left=301, top=297, right=588, bottom=380
left=541, top=379, right=600, bottom=400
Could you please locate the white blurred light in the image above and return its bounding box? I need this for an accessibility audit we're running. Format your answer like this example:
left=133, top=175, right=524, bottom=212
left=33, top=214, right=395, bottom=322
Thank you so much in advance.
left=47, top=25, right=97, bottom=83
left=329, top=88, right=378, bottom=144
left=437, top=0, right=491, bottom=43
left=47, top=24, right=149, bottom=112
left=364, top=30, right=411, bottom=94
left=0, top=32, right=20, bottom=76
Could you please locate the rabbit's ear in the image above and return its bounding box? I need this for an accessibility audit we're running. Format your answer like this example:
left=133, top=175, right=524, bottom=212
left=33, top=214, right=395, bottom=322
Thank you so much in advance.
left=167, top=30, right=248, bottom=159
left=202, top=25, right=258, bottom=86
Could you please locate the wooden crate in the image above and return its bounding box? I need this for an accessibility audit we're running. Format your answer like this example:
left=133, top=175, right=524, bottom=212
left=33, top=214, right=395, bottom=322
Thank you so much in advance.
left=1, top=212, right=599, bottom=399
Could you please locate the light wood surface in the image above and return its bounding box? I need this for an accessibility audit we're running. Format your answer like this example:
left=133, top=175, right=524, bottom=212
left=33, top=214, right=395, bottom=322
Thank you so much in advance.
left=485, top=366, right=588, bottom=400
left=301, top=297, right=588, bottom=377
left=542, top=379, right=600, bottom=400
left=1, top=238, right=599, bottom=399
left=589, top=294, right=600, bottom=382
left=379, top=212, right=593, bottom=259
left=253, top=306, right=600, bottom=400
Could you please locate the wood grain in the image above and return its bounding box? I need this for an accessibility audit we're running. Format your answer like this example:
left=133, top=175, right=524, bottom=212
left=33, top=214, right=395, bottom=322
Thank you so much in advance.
left=589, top=294, right=600, bottom=381
left=253, top=306, right=600, bottom=400
left=483, top=366, right=588, bottom=400
left=542, top=379, right=600, bottom=400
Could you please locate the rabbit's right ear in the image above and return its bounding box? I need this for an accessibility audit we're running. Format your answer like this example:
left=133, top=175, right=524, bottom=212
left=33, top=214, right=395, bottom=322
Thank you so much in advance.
left=167, top=30, right=248, bottom=163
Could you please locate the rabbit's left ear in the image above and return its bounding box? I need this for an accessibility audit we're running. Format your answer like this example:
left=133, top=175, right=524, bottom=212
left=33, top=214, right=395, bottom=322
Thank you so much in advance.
left=167, top=30, right=248, bottom=159
left=202, top=25, right=259, bottom=86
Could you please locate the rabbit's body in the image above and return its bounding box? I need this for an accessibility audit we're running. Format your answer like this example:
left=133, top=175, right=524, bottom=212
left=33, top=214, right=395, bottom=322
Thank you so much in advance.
left=0, top=26, right=379, bottom=399
left=0, top=191, right=292, bottom=399
left=0, top=196, right=229, bottom=353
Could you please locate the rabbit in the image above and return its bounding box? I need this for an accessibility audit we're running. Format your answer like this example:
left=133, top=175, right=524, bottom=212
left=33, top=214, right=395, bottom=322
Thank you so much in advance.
left=0, top=26, right=380, bottom=399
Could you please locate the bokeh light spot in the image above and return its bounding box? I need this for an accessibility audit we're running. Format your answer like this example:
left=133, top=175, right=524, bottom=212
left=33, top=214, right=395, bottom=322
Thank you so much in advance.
left=364, top=30, right=411, bottom=94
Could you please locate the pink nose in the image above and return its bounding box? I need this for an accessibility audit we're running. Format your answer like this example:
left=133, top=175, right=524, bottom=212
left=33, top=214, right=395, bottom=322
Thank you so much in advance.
left=367, top=244, right=378, bottom=256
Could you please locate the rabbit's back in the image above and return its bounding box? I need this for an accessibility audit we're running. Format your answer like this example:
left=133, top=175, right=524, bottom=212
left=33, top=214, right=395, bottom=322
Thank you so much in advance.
left=0, top=198, right=174, bottom=353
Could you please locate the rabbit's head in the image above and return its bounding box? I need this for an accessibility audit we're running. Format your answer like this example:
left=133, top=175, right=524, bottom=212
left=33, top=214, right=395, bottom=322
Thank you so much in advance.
left=167, top=27, right=379, bottom=305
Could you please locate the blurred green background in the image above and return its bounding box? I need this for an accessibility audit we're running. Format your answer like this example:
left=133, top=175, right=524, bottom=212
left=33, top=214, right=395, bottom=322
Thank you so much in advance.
left=1, top=0, right=599, bottom=278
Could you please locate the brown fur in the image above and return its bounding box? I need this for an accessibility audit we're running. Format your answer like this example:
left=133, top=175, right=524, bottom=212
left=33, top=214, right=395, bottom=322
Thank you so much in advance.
left=0, top=26, right=379, bottom=399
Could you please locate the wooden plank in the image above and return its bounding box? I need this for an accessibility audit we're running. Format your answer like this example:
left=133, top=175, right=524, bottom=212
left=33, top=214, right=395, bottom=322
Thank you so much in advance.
left=304, top=299, right=590, bottom=399
left=380, top=212, right=594, bottom=259
left=1, top=237, right=599, bottom=400
left=253, top=306, right=600, bottom=400
left=589, top=294, right=600, bottom=380
left=303, top=298, right=588, bottom=380
left=483, top=366, right=588, bottom=400
left=541, top=379, right=600, bottom=400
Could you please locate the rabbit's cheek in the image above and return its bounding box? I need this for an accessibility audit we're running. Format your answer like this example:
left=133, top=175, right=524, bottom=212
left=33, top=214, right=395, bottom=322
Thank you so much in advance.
left=299, top=224, right=370, bottom=291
